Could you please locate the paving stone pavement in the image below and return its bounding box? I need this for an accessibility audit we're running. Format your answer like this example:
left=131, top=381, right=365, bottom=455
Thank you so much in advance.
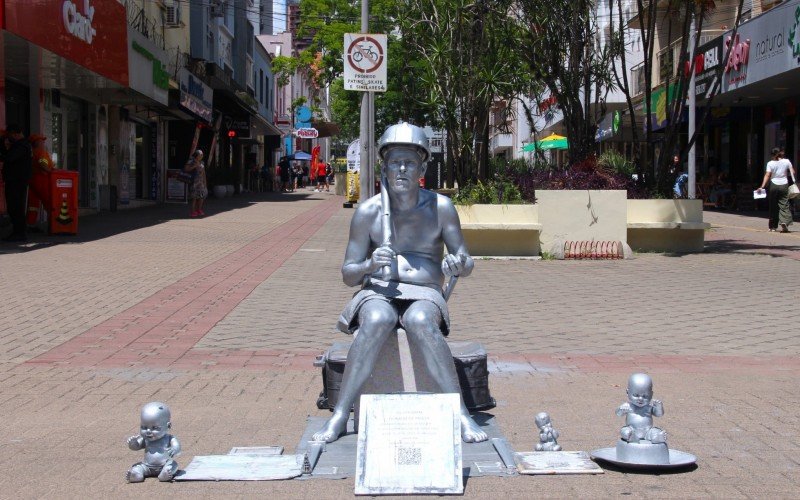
left=0, top=191, right=798, bottom=498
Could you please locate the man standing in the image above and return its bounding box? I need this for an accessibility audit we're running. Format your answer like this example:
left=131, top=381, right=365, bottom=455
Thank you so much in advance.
left=313, top=122, right=488, bottom=444
left=1, top=124, right=33, bottom=242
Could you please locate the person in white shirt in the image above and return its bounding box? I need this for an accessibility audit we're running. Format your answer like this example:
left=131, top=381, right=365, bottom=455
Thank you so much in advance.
left=758, top=147, right=796, bottom=232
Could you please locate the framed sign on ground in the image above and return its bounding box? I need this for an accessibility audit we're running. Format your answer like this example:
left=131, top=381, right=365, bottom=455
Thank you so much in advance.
left=355, top=393, right=462, bottom=495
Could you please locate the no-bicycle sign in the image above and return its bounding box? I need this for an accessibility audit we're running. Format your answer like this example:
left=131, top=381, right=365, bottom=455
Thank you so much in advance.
left=343, top=33, right=387, bottom=92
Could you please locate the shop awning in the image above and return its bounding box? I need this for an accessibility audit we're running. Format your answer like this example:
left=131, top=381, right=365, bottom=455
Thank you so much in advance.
left=311, top=120, right=340, bottom=138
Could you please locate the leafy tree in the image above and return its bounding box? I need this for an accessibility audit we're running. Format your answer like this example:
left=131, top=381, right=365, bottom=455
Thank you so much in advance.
left=397, top=0, right=534, bottom=186
left=512, top=0, right=621, bottom=166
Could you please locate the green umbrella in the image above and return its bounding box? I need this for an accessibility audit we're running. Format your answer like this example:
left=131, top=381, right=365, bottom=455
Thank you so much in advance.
left=522, top=133, right=569, bottom=152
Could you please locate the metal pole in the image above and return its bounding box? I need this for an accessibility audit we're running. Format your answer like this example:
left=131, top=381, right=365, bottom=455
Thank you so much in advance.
left=688, top=13, right=697, bottom=199
left=358, top=0, right=375, bottom=201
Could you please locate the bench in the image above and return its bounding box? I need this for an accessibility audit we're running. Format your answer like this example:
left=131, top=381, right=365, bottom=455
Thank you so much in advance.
left=627, top=199, right=710, bottom=253
left=456, top=205, right=542, bottom=256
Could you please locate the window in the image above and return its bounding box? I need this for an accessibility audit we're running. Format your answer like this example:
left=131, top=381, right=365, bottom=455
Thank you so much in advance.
left=260, top=69, right=264, bottom=104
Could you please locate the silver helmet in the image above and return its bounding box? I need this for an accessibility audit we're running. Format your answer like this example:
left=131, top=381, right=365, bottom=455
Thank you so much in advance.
left=377, top=122, right=430, bottom=162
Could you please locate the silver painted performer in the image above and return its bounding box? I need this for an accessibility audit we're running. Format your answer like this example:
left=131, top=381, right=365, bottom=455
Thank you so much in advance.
left=313, top=122, right=488, bottom=444
left=125, top=402, right=181, bottom=482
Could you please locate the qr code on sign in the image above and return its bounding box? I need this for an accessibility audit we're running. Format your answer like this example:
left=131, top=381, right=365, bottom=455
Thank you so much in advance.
left=396, top=447, right=422, bottom=466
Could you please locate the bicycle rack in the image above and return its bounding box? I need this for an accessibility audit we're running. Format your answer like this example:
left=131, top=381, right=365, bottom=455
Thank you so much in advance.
left=563, top=240, right=623, bottom=260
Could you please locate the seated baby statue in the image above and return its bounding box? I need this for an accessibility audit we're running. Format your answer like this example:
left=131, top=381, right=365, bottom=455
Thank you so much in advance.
left=616, top=373, right=667, bottom=444
left=534, top=412, right=562, bottom=451
left=125, top=402, right=181, bottom=482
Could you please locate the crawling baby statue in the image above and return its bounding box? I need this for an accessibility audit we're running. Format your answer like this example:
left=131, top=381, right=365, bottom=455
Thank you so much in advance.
left=616, top=373, right=667, bottom=444
left=125, top=402, right=181, bottom=482
left=534, top=412, right=562, bottom=451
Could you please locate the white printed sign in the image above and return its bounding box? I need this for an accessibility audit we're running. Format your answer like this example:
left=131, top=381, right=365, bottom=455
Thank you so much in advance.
left=355, top=393, right=462, bottom=495
left=344, top=33, right=388, bottom=92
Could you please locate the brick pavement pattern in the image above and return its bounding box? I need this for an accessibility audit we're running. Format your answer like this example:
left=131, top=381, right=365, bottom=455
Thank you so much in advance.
left=0, top=191, right=798, bottom=498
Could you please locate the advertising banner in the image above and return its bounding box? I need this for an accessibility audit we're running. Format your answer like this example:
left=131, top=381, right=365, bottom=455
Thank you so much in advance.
left=5, top=0, right=129, bottom=86
left=721, top=0, right=800, bottom=93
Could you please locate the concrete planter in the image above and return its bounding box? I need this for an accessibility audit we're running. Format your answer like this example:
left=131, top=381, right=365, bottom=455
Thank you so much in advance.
left=455, top=204, right=541, bottom=256
left=627, top=199, right=710, bottom=253
left=536, top=190, right=628, bottom=251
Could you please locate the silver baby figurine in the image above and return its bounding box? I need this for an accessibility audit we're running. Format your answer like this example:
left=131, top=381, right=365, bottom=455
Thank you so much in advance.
left=125, top=402, right=181, bottom=482
left=534, top=412, right=562, bottom=451
left=616, top=373, right=667, bottom=444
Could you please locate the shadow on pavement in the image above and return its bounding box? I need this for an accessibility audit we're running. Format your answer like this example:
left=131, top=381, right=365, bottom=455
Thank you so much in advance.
left=0, top=191, right=315, bottom=254
left=663, top=239, right=800, bottom=259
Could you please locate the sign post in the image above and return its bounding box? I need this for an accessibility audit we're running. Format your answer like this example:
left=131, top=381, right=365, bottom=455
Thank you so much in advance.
left=345, top=6, right=388, bottom=204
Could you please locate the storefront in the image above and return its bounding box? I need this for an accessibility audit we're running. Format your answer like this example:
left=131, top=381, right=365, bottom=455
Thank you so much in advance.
left=168, top=68, right=214, bottom=182
left=709, top=0, right=800, bottom=185
left=1, top=0, right=129, bottom=208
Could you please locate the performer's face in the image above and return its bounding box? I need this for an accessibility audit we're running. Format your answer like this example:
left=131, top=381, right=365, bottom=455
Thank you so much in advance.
left=384, top=147, right=424, bottom=193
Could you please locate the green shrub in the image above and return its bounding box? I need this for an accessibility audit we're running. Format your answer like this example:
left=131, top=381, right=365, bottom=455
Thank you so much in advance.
left=452, top=179, right=524, bottom=205
left=598, top=150, right=635, bottom=177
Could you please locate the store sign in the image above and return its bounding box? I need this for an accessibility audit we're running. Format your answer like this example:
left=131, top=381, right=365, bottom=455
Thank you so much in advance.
left=691, top=36, right=724, bottom=99
left=720, top=0, right=800, bottom=93
left=178, top=69, right=213, bottom=123
left=5, top=0, right=128, bottom=86
left=129, top=30, right=169, bottom=106
left=63, top=0, right=96, bottom=44
left=343, top=33, right=388, bottom=92
left=294, top=127, right=319, bottom=139
left=224, top=115, right=250, bottom=139
left=595, top=110, right=621, bottom=142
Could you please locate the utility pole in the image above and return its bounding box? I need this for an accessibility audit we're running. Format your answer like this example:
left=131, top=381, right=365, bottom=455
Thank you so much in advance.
left=688, top=12, right=697, bottom=200
left=359, top=0, right=375, bottom=201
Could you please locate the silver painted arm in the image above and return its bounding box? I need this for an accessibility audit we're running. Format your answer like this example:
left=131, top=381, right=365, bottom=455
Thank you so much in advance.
left=341, top=200, right=392, bottom=287
left=439, top=196, right=474, bottom=278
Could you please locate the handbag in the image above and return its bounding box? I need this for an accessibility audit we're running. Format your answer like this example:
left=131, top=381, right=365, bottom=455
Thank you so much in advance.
left=789, top=173, right=800, bottom=199
left=177, top=160, right=197, bottom=183
left=176, top=169, right=195, bottom=184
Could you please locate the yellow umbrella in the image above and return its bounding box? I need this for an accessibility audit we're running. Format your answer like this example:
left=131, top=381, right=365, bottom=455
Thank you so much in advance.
left=523, top=133, right=568, bottom=152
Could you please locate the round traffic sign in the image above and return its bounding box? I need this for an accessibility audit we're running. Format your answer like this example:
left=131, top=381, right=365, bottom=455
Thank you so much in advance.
left=346, top=36, right=384, bottom=74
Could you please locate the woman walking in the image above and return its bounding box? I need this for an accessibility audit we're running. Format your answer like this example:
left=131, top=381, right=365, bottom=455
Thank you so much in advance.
left=185, top=149, right=208, bottom=217
left=758, top=148, right=796, bottom=232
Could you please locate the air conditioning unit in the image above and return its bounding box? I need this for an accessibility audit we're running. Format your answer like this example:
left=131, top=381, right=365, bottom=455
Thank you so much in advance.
left=165, top=2, right=182, bottom=27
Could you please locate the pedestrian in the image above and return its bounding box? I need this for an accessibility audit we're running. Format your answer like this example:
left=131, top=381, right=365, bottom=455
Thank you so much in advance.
left=278, top=156, right=291, bottom=192
left=185, top=149, right=208, bottom=217
left=315, top=159, right=329, bottom=192
left=673, top=167, right=688, bottom=199
left=758, top=147, right=796, bottom=232
left=292, top=161, right=303, bottom=191
left=1, top=124, right=33, bottom=242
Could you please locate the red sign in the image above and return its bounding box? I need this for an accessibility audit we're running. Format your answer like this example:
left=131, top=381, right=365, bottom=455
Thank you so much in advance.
left=5, top=0, right=129, bottom=86
left=724, top=34, right=750, bottom=74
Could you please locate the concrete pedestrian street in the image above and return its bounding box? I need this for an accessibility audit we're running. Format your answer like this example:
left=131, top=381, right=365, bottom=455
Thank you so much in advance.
left=0, top=191, right=798, bottom=498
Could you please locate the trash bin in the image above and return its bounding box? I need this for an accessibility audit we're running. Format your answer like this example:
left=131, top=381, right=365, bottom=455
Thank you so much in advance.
left=49, top=170, right=79, bottom=234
